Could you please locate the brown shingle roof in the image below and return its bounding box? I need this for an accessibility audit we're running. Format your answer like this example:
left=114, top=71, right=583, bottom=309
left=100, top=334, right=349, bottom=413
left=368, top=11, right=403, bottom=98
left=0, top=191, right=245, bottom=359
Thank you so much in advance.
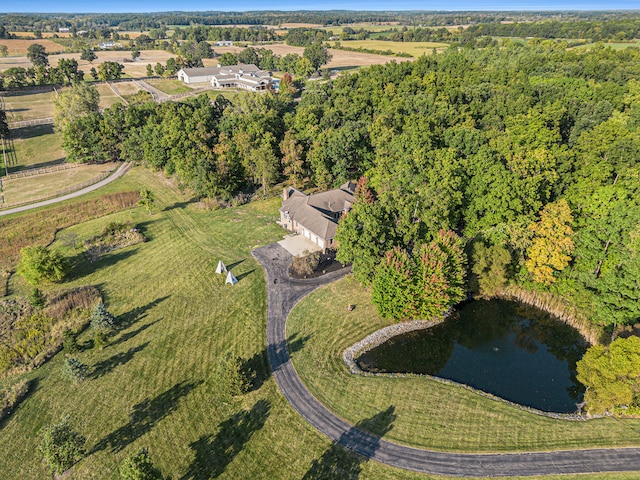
left=280, top=182, right=355, bottom=241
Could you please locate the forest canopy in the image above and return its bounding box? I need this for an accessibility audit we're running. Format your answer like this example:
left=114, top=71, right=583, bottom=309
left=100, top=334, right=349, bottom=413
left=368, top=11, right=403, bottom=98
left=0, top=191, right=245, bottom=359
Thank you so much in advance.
left=58, top=41, right=640, bottom=328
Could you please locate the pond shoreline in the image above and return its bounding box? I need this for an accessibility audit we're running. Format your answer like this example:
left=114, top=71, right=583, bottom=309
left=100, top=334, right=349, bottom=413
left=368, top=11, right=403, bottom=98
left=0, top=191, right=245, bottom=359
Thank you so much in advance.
left=342, top=300, right=597, bottom=421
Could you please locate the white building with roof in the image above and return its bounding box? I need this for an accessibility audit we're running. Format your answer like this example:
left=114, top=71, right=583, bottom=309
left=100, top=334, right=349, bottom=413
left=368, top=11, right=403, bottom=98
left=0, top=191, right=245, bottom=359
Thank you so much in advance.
left=279, top=182, right=356, bottom=251
left=177, top=64, right=274, bottom=91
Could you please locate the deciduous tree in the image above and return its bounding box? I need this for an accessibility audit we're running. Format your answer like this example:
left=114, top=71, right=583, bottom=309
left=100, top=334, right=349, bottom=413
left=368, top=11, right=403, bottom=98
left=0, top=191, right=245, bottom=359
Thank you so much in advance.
left=38, top=416, right=86, bottom=475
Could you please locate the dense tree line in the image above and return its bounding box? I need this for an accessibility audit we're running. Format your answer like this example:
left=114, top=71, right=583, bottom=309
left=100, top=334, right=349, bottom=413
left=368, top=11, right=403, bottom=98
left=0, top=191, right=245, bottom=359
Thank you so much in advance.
left=57, top=42, right=640, bottom=330
left=56, top=84, right=295, bottom=200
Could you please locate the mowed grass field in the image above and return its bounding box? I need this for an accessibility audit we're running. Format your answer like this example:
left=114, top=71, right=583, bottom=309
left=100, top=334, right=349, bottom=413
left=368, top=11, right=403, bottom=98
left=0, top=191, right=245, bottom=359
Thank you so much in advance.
left=2, top=90, right=56, bottom=122
left=337, top=39, right=449, bottom=56
left=287, top=276, right=640, bottom=454
left=145, top=79, right=193, bottom=95
left=0, top=168, right=638, bottom=479
left=9, top=124, right=65, bottom=170
left=2, top=162, right=117, bottom=206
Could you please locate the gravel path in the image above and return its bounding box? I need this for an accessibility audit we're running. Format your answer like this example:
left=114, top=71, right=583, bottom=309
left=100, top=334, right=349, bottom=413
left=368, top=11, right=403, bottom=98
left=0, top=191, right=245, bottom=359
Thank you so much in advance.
left=0, top=162, right=131, bottom=217
left=252, top=242, right=640, bottom=477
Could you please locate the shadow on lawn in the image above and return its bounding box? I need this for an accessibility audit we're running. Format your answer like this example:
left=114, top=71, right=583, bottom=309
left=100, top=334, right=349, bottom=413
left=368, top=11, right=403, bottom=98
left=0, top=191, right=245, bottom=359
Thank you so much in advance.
left=240, top=332, right=311, bottom=392
left=116, top=295, right=170, bottom=332
left=0, top=378, right=39, bottom=430
left=92, top=380, right=201, bottom=454
left=181, top=399, right=271, bottom=480
left=302, top=406, right=396, bottom=480
left=91, top=341, right=150, bottom=379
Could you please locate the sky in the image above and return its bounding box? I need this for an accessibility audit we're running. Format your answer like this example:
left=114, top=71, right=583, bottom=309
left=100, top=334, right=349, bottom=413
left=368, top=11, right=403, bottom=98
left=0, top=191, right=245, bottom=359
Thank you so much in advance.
left=4, top=1, right=640, bottom=13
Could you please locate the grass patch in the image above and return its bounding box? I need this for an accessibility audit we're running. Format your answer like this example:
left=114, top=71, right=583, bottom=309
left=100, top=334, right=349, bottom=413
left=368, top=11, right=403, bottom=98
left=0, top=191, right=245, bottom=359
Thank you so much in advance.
left=2, top=90, right=56, bottom=122
left=337, top=39, right=448, bottom=57
left=0, top=190, right=139, bottom=296
left=95, top=83, right=124, bottom=109
left=0, top=168, right=637, bottom=479
left=7, top=124, right=65, bottom=170
left=2, top=163, right=117, bottom=207
left=146, top=79, right=192, bottom=95
left=287, top=276, right=640, bottom=453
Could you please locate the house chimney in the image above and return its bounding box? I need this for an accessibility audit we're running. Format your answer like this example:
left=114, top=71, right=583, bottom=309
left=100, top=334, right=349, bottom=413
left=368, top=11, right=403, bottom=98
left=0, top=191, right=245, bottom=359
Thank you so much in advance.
left=283, top=187, right=290, bottom=200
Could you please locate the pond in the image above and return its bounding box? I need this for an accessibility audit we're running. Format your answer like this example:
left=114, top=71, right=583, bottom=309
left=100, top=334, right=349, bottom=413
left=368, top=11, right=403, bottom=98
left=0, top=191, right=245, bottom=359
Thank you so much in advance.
left=356, top=299, right=588, bottom=413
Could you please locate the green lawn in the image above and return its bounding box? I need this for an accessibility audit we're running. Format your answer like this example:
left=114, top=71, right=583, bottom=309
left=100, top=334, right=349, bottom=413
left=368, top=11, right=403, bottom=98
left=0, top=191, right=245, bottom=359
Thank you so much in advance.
left=1, top=167, right=639, bottom=479
left=146, top=79, right=193, bottom=95
left=287, top=276, right=640, bottom=454
left=7, top=124, right=65, bottom=170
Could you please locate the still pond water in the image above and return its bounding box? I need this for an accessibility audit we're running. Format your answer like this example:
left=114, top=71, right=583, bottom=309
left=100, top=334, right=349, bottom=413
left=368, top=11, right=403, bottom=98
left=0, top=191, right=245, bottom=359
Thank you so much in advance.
left=356, top=299, right=588, bottom=413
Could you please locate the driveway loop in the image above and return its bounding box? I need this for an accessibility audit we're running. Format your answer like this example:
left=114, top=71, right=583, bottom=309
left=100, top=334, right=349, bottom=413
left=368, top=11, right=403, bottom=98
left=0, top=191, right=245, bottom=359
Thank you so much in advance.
left=252, top=242, right=640, bottom=477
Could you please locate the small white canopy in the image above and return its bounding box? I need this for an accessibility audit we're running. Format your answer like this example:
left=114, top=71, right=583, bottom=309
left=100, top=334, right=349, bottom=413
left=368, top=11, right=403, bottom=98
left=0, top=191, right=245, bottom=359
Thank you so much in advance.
left=216, top=260, right=227, bottom=274
left=225, top=270, right=238, bottom=285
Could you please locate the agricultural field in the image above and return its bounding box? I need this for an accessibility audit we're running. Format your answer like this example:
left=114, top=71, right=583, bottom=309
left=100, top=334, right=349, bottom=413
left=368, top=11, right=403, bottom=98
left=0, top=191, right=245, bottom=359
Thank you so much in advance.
left=1, top=90, right=56, bottom=122
left=2, top=162, right=117, bottom=207
left=0, top=38, right=65, bottom=55
left=336, top=39, right=449, bottom=56
left=573, top=40, right=640, bottom=50
left=247, top=43, right=414, bottom=69
left=109, top=81, right=141, bottom=96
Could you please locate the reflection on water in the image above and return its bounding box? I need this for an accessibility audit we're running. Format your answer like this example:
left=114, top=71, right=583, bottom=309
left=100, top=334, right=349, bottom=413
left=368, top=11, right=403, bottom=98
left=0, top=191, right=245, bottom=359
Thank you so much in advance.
left=356, top=299, right=588, bottom=413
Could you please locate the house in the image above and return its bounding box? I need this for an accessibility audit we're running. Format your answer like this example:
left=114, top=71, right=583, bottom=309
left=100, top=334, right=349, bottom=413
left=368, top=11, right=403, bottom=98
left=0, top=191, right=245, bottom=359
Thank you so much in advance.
left=177, top=64, right=275, bottom=91
left=177, top=66, right=224, bottom=84
left=98, top=42, right=121, bottom=49
left=58, top=27, right=70, bottom=33
left=214, top=41, right=233, bottom=46
left=279, top=182, right=356, bottom=251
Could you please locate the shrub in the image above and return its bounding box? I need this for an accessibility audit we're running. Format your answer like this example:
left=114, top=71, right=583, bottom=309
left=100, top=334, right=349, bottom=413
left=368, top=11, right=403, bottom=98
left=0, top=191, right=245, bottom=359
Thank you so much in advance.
left=62, top=330, right=79, bottom=354
left=38, top=415, right=86, bottom=475
left=119, top=448, right=164, bottom=480
left=290, top=251, right=321, bottom=277
left=17, top=245, right=68, bottom=286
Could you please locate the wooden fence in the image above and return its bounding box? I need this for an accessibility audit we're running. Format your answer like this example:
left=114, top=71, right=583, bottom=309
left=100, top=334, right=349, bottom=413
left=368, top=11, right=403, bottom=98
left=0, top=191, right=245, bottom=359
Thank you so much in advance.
left=3, top=162, right=80, bottom=181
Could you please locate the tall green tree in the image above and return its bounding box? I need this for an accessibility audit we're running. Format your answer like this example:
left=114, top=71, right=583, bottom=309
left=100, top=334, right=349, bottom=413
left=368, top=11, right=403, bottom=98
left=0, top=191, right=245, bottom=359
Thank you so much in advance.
left=577, top=336, right=640, bottom=416
left=303, top=40, right=332, bottom=72
left=17, top=245, right=67, bottom=286
left=26, top=43, right=48, bottom=67
left=53, top=82, right=100, bottom=133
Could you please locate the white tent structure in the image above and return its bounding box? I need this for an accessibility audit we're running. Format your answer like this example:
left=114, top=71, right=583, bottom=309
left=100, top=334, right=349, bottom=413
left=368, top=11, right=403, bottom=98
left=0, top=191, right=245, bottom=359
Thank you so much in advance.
left=216, top=260, right=227, bottom=274
left=225, top=270, right=238, bottom=285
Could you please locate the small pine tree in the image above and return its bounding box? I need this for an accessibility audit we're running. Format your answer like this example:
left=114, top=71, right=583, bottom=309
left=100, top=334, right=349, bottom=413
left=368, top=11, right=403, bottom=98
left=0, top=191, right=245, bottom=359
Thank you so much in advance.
left=91, top=303, right=115, bottom=332
left=138, top=189, right=155, bottom=213
left=215, top=352, right=250, bottom=402
left=28, top=287, right=45, bottom=309
left=63, top=357, right=89, bottom=383
left=38, top=415, right=86, bottom=475
left=119, top=448, right=164, bottom=480
left=63, top=330, right=79, bottom=354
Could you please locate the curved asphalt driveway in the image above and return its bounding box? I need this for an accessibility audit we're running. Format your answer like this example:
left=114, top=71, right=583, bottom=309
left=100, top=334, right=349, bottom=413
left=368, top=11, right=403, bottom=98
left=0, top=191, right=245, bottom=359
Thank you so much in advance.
left=252, top=243, right=640, bottom=477
left=0, top=162, right=131, bottom=217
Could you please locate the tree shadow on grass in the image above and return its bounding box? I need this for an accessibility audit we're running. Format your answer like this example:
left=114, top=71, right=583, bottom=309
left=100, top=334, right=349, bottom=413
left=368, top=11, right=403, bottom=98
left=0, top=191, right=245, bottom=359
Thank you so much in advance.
left=91, top=380, right=201, bottom=454
left=241, top=333, right=311, bottom=392
left=163, top=198, right=197, bottom=212
left=91, top=341, right=150, bottom=379
left=115, top=295, right=170, bottom=332
left=181, top=399, right=271, bottom=480
left=66, top=248, right=140, bottom=281
left=302, top=406, right=396, bottom=480
left=111, top=319, right=161, bottom=347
